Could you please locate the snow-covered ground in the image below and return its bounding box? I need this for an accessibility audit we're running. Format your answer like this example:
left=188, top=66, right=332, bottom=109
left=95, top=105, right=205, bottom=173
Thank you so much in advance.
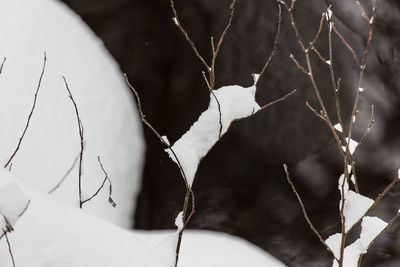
left=0, top=169, right=285, bottom=267
left=0, top=0, right=144, bottom=228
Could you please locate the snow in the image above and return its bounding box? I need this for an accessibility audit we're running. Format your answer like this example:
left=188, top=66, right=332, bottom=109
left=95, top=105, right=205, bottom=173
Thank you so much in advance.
left=398, top=168, right=400, bottom=178
left=326, top=60, right=331, bottom=66
left=329, top=216, right=387, bottom=267
left=0, top=169, right=285, bottom=267
left=359, top=87, right=364, bottom=93
left=175, top=211, right=184, bottom=231
left=334, top=123, right=342, bottom=132
left=0, top=183, right=28, bottom=229
left=0, top=0, right=144, bottom=228
left=134, top=230, right=286, bottom=267
left=342, top=138, right=358, bottom=155
left=172, top=17, right=179, bottom=26
left=326, top=233, right=341, bottom=259
left=166, top=85, right=260, bottom=186
left=338, top=174, right=374, bottom=232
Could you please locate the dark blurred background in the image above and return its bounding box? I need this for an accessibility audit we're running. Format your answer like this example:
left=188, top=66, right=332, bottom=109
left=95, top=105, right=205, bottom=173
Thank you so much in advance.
left=61, top=0, right=400, bottom=265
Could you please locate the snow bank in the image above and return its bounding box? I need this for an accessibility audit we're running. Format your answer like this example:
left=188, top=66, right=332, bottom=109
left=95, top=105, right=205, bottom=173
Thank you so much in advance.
left=0, top=169, right=164, bottom=267
left=166, top=85, right=260, bottom=186
left=0, top=169, right=285, bottom=267
left=133, top=230, right=286, bottom=267
left=0, top=0, right=144, bottom=227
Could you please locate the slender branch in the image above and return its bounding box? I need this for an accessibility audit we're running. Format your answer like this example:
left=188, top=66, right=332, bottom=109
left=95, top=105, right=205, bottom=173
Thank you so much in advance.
left=259, top=89, right=296, bottom=111
left=0, top=57, right=6, bottom=74
left=210, top=91, right=223, bottom=139
left=4, top=52, right=47, bottom=168
left=62, top=76, right=85, bottom=209
left=332, top=25, right=359, bottom=65
left=3, top=231, right=15, bottom=267
left=169, top=0, right=210, bottom=71
left=48, top=154, right=79, bottom=194
left=308, top=13, right=325, bottom=50
left=283, top=164, right=339, bottom=261
left=81, top=156, right=116, bottom=207
left=124, top=74, right=195, bottom=267
left=256, top=4, right=282, bottom=86
left=358, top=105, right=374, bottom=146
left=17, top=200, right=31, bottom=218
left=289, top=54, right=309, bottom=76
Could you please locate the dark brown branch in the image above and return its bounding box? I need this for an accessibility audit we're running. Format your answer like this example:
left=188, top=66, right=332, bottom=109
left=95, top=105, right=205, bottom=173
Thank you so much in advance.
left=169, top=0, right=210, bottom=70
left=62, top=76, right=85, bottom=209
left=289, top=54, right=309, bottom=76
left=81, top=156, right=116, bottom=207
left=333, top=25, right=359, bottom=65
left=124, top=74, right=195, bottom=267
left=259, top=89, right=296, bottom=111
left=0, top=57, right=6, bottom=74
left=283, top=164, right=338, bottom=261
left=210, top=91, right=223, bottom=139
left=308, top=13, right=325, bottom=50
left=3, top=231, right=15, bottom=267
left=17, top=200, right=31, bottom=218
left=358, top=105, right=374, bottom=146
left=4, top=52, right=47, bottom=168
left=256, top=4, right=282, bottom=86
left=48, top=154, right=79, bottom=194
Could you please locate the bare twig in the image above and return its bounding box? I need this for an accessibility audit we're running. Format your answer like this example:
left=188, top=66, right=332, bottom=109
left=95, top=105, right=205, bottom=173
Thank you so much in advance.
left=257, top=4, right=282, bottom=86
left=62, top=76, right=85, bottom=209
left=0, top=57, right=6, bottom=74
left=3, top=231, right=15, bottom=267
left=81, top=156, right=116, bottom=207
left=210, top=91, right=223, bottom=139
left=332, top=25, right=359, bottom=65
left=124, top=74, right=195, bottom=267
left=283, top=164, right=338, bottom=261
left=169, top=0, right=210, bottom=71
left=4, top=52, right=47, bottom=168
left=289, top=54, right=309, bottom=76
left=17, top=200, right=31, bottom=218
left=48, top=154, right=80, bottom=194
left=259, top=89, right=296, bottom=111
left=358, top=105, right=375, bottom=146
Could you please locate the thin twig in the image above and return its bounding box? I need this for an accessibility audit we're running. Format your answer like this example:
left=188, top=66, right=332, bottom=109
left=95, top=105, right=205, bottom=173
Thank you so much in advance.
left=332, top=25, right=359, bottom=65
left=3, top=231, right=15, bottom=267
left=256, top=4, right=282, bottom=86
left=62, top=76, right=85, bottom=209
left=290, top=54, right=309, bottom=76
left=4, top=52, right=47, bottom=168
left=358, top=105, right=374, bottom=146
left=283, top=164, right=338, bottom=261
left=17, top=200, right=31, bottom=218
left=210, top=91, right=223, bottom=139
left=169, top=0, right=210, bottom=71
left=124, top=74, right=195, bottom=267
left=81, top=156, right=116, bottom=207
left=0, top=57, right=6, bottom=74
left=259, top=89, right=296, bottom=111
left=48, top=154, right=80, bottom=194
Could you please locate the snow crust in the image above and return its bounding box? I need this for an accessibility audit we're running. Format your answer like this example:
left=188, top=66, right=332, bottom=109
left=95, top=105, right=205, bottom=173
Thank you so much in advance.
left=342, top=138, right=358, bottom=155
left=0, top=169, right=285, bottom=267
left=328, top=216, right=387, bottom=267
left=338, top=174, right=374, bottom=232
left=166, top=85, right=260, bottom=186
left=0, top=0, right=144, bottom=227
left=334, top=123, right=342, bottom=132
left=0, top=183, right=28, bottom=229
left=133, top=230, right=286, bottom=267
